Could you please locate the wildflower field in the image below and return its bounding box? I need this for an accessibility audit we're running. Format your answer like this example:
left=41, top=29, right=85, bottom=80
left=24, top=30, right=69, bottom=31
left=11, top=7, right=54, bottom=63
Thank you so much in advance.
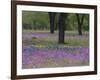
left=22, top=30, right=89, bottom=69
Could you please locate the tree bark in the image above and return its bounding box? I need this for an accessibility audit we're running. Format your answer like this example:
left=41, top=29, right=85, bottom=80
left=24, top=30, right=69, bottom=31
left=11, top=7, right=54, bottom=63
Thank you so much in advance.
left=58, top=13, right=66, bottom=44
left=48, top=12, right=56, bottom=33
left=76, top=14, right=85, bottom=35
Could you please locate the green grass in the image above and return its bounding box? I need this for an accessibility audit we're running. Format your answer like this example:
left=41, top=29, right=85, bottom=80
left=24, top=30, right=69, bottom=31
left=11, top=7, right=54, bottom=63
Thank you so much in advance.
left=23, top=30, right=89, bottom=35
left=32, top=37, right=88, bottom=47
left=64, top=40, right=88, bottom=47
left=23, top=30, right=89, bottom=47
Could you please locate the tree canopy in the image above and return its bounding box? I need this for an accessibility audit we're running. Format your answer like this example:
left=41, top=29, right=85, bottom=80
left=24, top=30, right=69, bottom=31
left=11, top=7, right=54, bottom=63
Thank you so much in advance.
left=22, top=11, right=89, bottom=31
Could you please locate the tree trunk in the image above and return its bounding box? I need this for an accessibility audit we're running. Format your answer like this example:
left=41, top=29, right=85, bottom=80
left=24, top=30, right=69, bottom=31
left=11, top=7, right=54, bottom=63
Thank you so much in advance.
left=76, top=14, right=85, bottom=35
left=58, top=13, right=66, bottom=44
left=48, top=12, right=56, bottom=33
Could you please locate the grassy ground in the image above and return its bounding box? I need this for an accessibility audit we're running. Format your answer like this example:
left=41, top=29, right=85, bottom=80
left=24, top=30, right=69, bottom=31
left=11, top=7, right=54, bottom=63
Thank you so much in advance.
left=22, top=30, right=89, bottom=69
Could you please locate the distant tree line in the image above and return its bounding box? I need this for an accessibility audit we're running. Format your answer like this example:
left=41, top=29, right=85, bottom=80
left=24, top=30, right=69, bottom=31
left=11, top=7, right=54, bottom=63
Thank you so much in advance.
left=22, top=11, right=89, bottom=43
left=22, top=11, right=89, bottom=32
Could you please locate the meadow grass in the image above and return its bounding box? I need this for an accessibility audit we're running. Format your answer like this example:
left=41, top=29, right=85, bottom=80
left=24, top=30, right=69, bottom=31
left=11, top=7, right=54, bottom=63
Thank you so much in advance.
left=31, top=36, right=88, bottom=47
left=23, top=30, right=89, bottom=35
left=22, top=30, right=89, bottom=68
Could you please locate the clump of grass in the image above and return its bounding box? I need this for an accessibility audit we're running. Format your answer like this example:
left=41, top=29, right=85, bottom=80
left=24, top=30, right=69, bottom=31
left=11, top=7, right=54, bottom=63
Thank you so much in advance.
left=32, top=37, right=37, bottom=39
left=64, top=40, right=89, bottom=47
left=32, top=37, right=57, bottom=45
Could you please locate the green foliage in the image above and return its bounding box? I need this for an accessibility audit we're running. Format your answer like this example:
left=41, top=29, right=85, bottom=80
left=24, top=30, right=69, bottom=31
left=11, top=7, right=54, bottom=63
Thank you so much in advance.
left=22, top=11, right=89, bottom=31
left=66, top=13, right=77, bottom=30
left=82, top=14, right=89, bottom=31
left=22, top=11, right=50, bottom=30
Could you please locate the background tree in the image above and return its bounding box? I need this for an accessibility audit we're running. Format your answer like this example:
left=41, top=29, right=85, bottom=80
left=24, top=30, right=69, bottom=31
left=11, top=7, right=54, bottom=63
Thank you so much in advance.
left=48, top=12, right=56, bottom=33
left=76, top=14, right=85, bottom=35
